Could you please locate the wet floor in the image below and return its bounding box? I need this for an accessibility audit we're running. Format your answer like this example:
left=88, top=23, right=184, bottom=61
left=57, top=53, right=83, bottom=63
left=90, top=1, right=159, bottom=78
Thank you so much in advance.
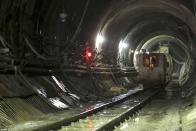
left=6, top=88, right=141, bottom=131
left=59, top=100, right=139, bottom=131
left=6, top=90, right=196, bottom=131
left=115, top=91, right=196, bottom=131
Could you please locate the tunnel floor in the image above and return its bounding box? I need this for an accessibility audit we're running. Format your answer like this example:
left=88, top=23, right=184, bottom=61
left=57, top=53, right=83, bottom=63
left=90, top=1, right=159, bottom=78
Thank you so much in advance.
left=1, top=0, right=196, bottom=131
left=4, top=89, right=196, bottom=131
left=115, top=91, right=196, bottom=131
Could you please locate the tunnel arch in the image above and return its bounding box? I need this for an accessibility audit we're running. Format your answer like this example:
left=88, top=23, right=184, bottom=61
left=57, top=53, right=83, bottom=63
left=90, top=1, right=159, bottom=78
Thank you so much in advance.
left=1, top=0, right=196, bottom=129
left=95, top=0, right=196, bottom=61
left=94, top=0, right=196, bottom=88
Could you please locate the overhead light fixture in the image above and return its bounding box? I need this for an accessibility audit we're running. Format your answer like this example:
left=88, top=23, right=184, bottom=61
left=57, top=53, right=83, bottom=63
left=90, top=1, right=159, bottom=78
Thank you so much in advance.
left=96, top=34, right=104, bottom=44
left=119, top=40, right=128, bottom=52
left=95, top=34, right=104, bottom=50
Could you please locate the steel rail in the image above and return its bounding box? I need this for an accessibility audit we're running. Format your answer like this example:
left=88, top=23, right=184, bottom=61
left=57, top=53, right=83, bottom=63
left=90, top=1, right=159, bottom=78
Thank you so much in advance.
left=95, top=89, right=159, bottom=131
left=33, top=88, right=159, bottom=131
left=33, top=88, right=144, bottom=131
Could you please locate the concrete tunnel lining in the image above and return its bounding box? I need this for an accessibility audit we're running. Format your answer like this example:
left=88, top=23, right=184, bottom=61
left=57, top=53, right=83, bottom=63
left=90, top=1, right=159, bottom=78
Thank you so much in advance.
left=0, top=0, right=196, bottom=130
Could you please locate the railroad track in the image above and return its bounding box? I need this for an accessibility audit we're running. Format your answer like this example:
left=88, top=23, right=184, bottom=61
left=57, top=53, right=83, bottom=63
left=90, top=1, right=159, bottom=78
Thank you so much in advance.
left=34, top=88, right=160, bottom=131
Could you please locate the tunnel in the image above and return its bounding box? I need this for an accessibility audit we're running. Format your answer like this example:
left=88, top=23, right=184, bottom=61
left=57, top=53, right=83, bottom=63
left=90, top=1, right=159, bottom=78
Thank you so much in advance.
left=1, top=0, right=196, bottom=130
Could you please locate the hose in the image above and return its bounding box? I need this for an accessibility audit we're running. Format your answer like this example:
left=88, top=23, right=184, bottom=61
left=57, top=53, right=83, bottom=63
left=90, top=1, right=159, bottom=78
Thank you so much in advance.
left=71, top=0, right=90, bottom=43
left=24, top=35, right=56, bottom=60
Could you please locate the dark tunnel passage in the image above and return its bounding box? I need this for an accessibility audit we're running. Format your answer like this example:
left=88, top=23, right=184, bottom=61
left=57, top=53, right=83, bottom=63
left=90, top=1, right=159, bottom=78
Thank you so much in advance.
left=96, top=0, right=196, bottom=90
left=1, top=0, right=196, bottom=130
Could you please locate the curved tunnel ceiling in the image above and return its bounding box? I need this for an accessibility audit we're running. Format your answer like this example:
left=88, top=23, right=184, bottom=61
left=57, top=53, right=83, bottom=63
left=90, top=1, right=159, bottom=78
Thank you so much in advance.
left=94, top=0, right=196, bottom=88
left=0, top=0, right=196, bottom=130
left=96, top=0, right=196, bottom=55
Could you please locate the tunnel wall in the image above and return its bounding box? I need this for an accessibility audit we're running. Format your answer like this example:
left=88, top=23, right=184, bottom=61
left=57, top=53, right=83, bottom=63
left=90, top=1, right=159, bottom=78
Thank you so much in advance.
left=0, top=0, right=132, bottom=128
left=94, top=0, right=196, bottom=94
left=0, top=0, right=196, bottom=128
left=95, top=0, right=196, bottom=63
left=0, top=73, right=128, bottom=128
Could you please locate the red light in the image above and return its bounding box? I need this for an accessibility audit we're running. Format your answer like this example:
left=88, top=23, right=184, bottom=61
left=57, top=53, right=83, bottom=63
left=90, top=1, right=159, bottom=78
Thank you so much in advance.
left=85, top=47, right=93, bottom=65
left=88, top=52, right=92, bottom=57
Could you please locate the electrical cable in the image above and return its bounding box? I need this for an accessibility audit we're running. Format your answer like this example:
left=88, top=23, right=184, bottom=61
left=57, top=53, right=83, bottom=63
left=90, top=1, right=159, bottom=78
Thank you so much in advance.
left=71, top=0, right=90, bottom=43
left=0, top=35, right=8, bottom=48
left=193, top=0, right=196, bottom=16
left=23, top=35, right=56, bottom=61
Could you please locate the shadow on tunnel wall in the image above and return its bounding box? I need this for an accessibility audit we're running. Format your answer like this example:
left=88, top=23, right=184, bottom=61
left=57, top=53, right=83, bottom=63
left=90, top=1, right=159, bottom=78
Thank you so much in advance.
left=0, top=0, right=127, bottom=127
